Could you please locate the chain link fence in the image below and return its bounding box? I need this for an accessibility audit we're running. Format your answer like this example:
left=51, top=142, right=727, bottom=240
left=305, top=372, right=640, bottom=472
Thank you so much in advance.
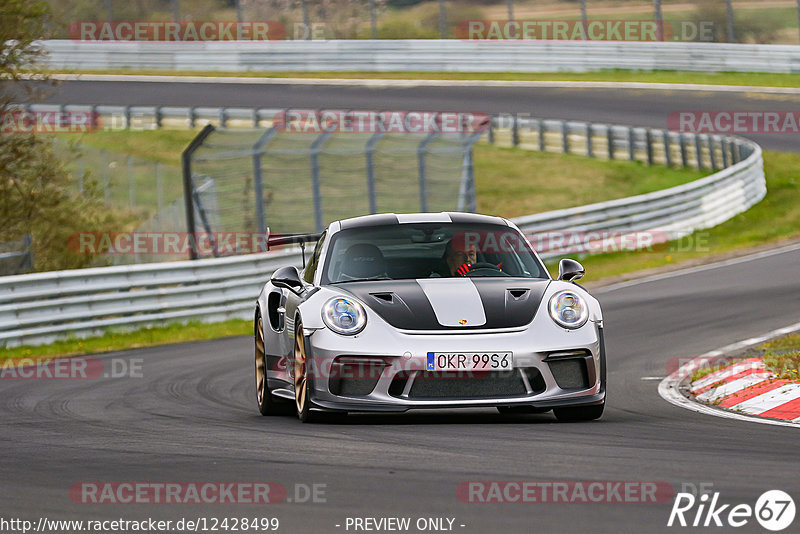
left=185, top=117, right=482, bottom=258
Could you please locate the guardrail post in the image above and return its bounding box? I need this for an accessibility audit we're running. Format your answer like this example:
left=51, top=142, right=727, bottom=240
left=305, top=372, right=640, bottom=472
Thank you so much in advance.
left=219, top=108, right=227, bottom=128
left=253, top=109, right=260, bottom=128
left=721, top=138, right=729, bottom=168
left=124, top=106, right=132, bottom=130
left=695, top=135, right=704, bottom=170
left=645, top=129, right=654, bottom=166
left=155, top=106, right=163, bottom=129
left=488, top=119, right=495, bottom=144
left=189, top=107, right=197, bottom=128
left=59, top=104, right=67, bottom=129
left=663, top=131, right=672, bottom=167
left=561, top=121, right=569, bottom=154
left=537, top=120, right=546, bottom=152
left=679, top=134, right=688, bottom=168
left=606, top=126, right=615, bottom=160
left=628, top=127, right=635, bottom=161
left=585, top=123, right=593, bottom=158
left=512, top=115, right=519, bottom=147
left=708, top=136, right=718, bottom=171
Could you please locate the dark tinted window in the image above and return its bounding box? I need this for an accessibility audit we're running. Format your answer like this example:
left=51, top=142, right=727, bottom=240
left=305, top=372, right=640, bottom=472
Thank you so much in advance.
left=322, top=223, right=547, bottom=284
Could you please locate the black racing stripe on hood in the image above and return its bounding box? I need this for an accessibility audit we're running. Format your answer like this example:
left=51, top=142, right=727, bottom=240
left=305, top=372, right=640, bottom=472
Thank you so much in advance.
left=334, top=278, right=550, bottom=331
left=472, top=278, right=550, bottom=328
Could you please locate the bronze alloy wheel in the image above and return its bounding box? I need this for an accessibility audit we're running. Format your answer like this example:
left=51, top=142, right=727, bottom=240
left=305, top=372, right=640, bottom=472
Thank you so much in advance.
left=293, top=323, right=307, bottom=415
left=255, top=313, right=282, bottom=416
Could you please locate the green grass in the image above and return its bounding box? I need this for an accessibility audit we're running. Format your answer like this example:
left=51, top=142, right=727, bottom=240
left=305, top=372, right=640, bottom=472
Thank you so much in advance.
left=568, top=150, right=800, bottom=284
left=48, top=69, right=800, bottom=88
left=1, top=319, right=251, bottom=361
left=60, top=130, right=199, bottom=165
left=474, top=145, right=706, bottom=217
left=761, top=334, right=800, bottom=380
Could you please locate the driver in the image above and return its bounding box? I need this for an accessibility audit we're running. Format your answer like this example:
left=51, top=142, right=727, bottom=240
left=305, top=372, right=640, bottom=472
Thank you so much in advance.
left=430, top=234, right=477, bottom=277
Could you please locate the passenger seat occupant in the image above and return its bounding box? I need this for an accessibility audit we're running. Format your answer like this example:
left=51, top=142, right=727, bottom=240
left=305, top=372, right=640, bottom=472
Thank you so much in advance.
left=339, top=243, right=388, bottom=280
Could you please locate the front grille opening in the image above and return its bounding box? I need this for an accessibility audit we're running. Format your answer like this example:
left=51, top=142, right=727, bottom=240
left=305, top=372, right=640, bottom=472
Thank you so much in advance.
left=329, top=357, right=386, bottom=397
left=523, top=367, right=546, bottom=393
left=408, top=370, right=526, bottom=399
left=547, top=358, right=590, bottom=390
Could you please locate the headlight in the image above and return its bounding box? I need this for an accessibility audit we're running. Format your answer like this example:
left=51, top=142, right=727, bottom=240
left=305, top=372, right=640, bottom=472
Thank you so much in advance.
left=549, top=291, right=589, bottom=329
left=322, top=297, right=367, bottom=335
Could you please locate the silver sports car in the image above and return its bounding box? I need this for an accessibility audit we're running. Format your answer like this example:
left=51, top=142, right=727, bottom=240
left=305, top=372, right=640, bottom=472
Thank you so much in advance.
left=254, top=212, right=606, bottom=423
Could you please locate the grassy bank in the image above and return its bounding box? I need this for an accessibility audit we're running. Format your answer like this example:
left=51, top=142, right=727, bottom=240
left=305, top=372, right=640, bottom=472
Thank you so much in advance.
left=50, top=69, right=800, bottom=89
left=1, top=319, right=251, bottom=361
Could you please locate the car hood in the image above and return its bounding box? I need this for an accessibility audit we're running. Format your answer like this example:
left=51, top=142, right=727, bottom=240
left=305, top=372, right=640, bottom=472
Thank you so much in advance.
left=334, top=278, right=551, bottom=331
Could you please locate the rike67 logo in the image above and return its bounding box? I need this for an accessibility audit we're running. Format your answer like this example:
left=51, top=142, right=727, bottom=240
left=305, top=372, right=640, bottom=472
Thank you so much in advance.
left=668, top=486, right=795, bottom=531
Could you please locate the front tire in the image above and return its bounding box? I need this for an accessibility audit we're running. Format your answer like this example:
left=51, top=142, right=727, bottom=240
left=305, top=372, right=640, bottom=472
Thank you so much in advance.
left=553, top=403, right=604, bottom=422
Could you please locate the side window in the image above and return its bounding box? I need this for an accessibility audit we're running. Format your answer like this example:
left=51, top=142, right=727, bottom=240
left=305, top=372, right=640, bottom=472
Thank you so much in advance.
left=303, top=232, right=326, bottom=284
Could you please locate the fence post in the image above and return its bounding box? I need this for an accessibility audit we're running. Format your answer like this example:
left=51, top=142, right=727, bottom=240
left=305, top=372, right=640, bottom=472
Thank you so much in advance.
left=607, top=126, right=615, bottom=160
left=365, top=132, right=384, bottom=214
left=156, top=162, right=164, bottom=217
left=127, top=155, right=135, bottom=210
left=155, top=106, right=163, bottom=129
left=645, top=129, right=654, bottom=165
left=182, top=124, right=215, bottom=260
left=252, top=127, right=278, bottom=240
left=124, top=106, right=132, bottom=130
left=310, top=132, right=332, bottom=233
left=488, top=118, right=495, bottom=144
left=512, top=115, right=520, bottom=147
left=628, top=127, right=635, bottom=161
left=219, top=108, right=227, bottom=128
left=417, top=132, right=438, bottom=213
left=585, top=123, right=593, bottom=158
left=189, top=107, right=197, bottom=128
left=561, top=120, right=569, bottom=154
left=537, top=120, right=546, bottom=152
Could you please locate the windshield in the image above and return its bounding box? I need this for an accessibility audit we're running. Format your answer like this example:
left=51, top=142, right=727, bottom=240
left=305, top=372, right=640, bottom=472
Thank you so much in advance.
left=321, top=223, right=548, bottom=284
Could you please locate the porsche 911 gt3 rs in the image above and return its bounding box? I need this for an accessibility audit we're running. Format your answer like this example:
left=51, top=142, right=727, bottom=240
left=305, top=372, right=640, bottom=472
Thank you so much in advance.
left=254, top=212, right=606, bottom=423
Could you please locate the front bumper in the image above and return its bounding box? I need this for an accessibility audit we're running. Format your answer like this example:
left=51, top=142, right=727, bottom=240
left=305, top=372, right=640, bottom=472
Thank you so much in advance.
left=299, top=324, right=606, bottom=413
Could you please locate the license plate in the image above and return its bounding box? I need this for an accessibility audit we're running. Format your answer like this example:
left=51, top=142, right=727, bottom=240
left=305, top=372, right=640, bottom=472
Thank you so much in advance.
left=427, top=352, right=513, bottom=371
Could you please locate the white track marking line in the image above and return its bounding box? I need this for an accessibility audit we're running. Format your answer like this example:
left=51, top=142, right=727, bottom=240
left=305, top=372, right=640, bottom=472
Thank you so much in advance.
left=658, top=320, right=800, bottom=429
left=596, top=242, right=800, bottom=294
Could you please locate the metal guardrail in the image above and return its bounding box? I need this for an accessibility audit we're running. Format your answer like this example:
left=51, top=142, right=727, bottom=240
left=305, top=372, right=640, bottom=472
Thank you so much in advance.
left=0, top=115, right=765, bottom=347
left=40, top=40, right=800, bottom=73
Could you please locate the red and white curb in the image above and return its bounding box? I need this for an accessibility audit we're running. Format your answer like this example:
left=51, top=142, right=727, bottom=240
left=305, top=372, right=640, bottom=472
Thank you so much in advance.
left=659, top=321, right=800, bottom=428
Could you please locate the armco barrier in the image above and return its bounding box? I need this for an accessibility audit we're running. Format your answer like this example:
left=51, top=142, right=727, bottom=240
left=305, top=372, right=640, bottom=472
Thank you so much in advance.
left=0, top=115, right=765, bottom=347
left=39, top=40, right=800, bottom=73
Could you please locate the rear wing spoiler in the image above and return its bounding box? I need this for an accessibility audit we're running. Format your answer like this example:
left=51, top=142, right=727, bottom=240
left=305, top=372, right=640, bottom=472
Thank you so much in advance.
left=266, top=231, right=322, bottom=268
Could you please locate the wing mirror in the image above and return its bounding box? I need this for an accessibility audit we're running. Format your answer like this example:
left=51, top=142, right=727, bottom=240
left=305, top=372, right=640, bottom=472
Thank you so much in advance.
left=557, top=259, right=585, bottom=282
left=271, top=266, right=304, bottom=293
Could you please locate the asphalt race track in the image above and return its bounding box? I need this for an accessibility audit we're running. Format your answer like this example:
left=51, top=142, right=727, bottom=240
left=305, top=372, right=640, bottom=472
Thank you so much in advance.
left=2, top=80, right=800, bottom=533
